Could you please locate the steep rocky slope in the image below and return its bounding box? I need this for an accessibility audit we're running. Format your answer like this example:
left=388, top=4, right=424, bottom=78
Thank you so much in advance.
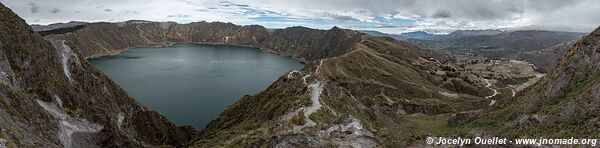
left=456, top=26, right=600, bottom=140
left=510, top=42, right=573, bottom=72
left=0, top=3, right=195, bottom=147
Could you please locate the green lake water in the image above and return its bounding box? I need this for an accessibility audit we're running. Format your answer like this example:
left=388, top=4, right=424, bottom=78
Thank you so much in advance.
left=89, top=43, right=304, bottom=129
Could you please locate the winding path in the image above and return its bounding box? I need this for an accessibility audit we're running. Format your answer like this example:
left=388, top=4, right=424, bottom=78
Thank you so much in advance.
left=483, top=78, right=498, bottom=106
left=135, top=25, right=156, bottom=44
left=287, top=60, right=328, bottom=131
left=483, top=78, right=498, bottom=99
left=304, top=81, right=323, bottom=126
left=303, top=60, right=326, bottom=124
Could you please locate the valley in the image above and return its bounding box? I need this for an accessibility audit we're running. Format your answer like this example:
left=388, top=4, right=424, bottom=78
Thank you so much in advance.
left=361, top=29, right=584, bottom=73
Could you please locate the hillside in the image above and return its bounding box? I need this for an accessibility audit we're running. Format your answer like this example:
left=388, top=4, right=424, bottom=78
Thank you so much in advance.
left=0, top=3, right=195, bottom=147
left=511, top=42, right=573, bottom=73
left=359, top=29, right=583, bottom=72
left=407, top=30, right=584, bottom=72
left=457, top=26, right=600, bottom=140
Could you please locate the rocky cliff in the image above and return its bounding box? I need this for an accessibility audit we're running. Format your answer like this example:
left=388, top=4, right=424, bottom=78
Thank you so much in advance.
left=0, top=3, right=195, bottom=147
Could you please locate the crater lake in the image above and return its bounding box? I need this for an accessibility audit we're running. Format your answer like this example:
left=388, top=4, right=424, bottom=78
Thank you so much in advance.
left=89, top=43, right=305, bottom=129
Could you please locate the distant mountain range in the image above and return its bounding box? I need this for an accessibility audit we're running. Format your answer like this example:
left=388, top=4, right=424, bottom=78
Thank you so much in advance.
left=359, top=29, right=505, bottom=41
left=360, top=29, right=585, bottom=72
left=410, top=30, right=584, bottom=52
left=359, top=29, right=582, bottom=45
left=359, top=30, right=441, bottom=40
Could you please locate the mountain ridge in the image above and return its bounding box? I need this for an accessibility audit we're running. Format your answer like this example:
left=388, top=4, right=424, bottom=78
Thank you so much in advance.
left=359, top=29, right=584, bottom=72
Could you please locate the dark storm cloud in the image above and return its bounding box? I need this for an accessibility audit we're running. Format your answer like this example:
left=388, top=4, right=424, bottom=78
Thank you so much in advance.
left=50, top=8, right=60, bottom=14
left=431, top=9, right=450, bottom=18
left=27, top=2, right=38, bottom=13
left=417, top=0, right=520, bottom=21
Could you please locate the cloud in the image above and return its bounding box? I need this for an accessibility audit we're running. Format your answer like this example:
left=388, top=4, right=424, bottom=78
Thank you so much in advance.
left=431, top=9, right=450, bottom=18
left=120, top=10, right=140, bottom=15
left=167, top=14, right=191, bottom=18
left=50, top=8, right=60, bottom=14
left=347, top=24, right=398, bottom=28
left=323, top=13, right=358, bottom=21
left=27, top=2, right=38, bottom=13
left=1, top=0, right=599, bottom=34
left=374, top=24, right=398, bottom=28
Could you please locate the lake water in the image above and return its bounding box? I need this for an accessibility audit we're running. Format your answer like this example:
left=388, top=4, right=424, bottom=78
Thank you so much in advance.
left=89, top=43, right=304, bottom=129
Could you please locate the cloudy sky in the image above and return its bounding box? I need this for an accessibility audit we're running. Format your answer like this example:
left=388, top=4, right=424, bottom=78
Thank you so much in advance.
left=1, top=0, right=599, bottom=34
